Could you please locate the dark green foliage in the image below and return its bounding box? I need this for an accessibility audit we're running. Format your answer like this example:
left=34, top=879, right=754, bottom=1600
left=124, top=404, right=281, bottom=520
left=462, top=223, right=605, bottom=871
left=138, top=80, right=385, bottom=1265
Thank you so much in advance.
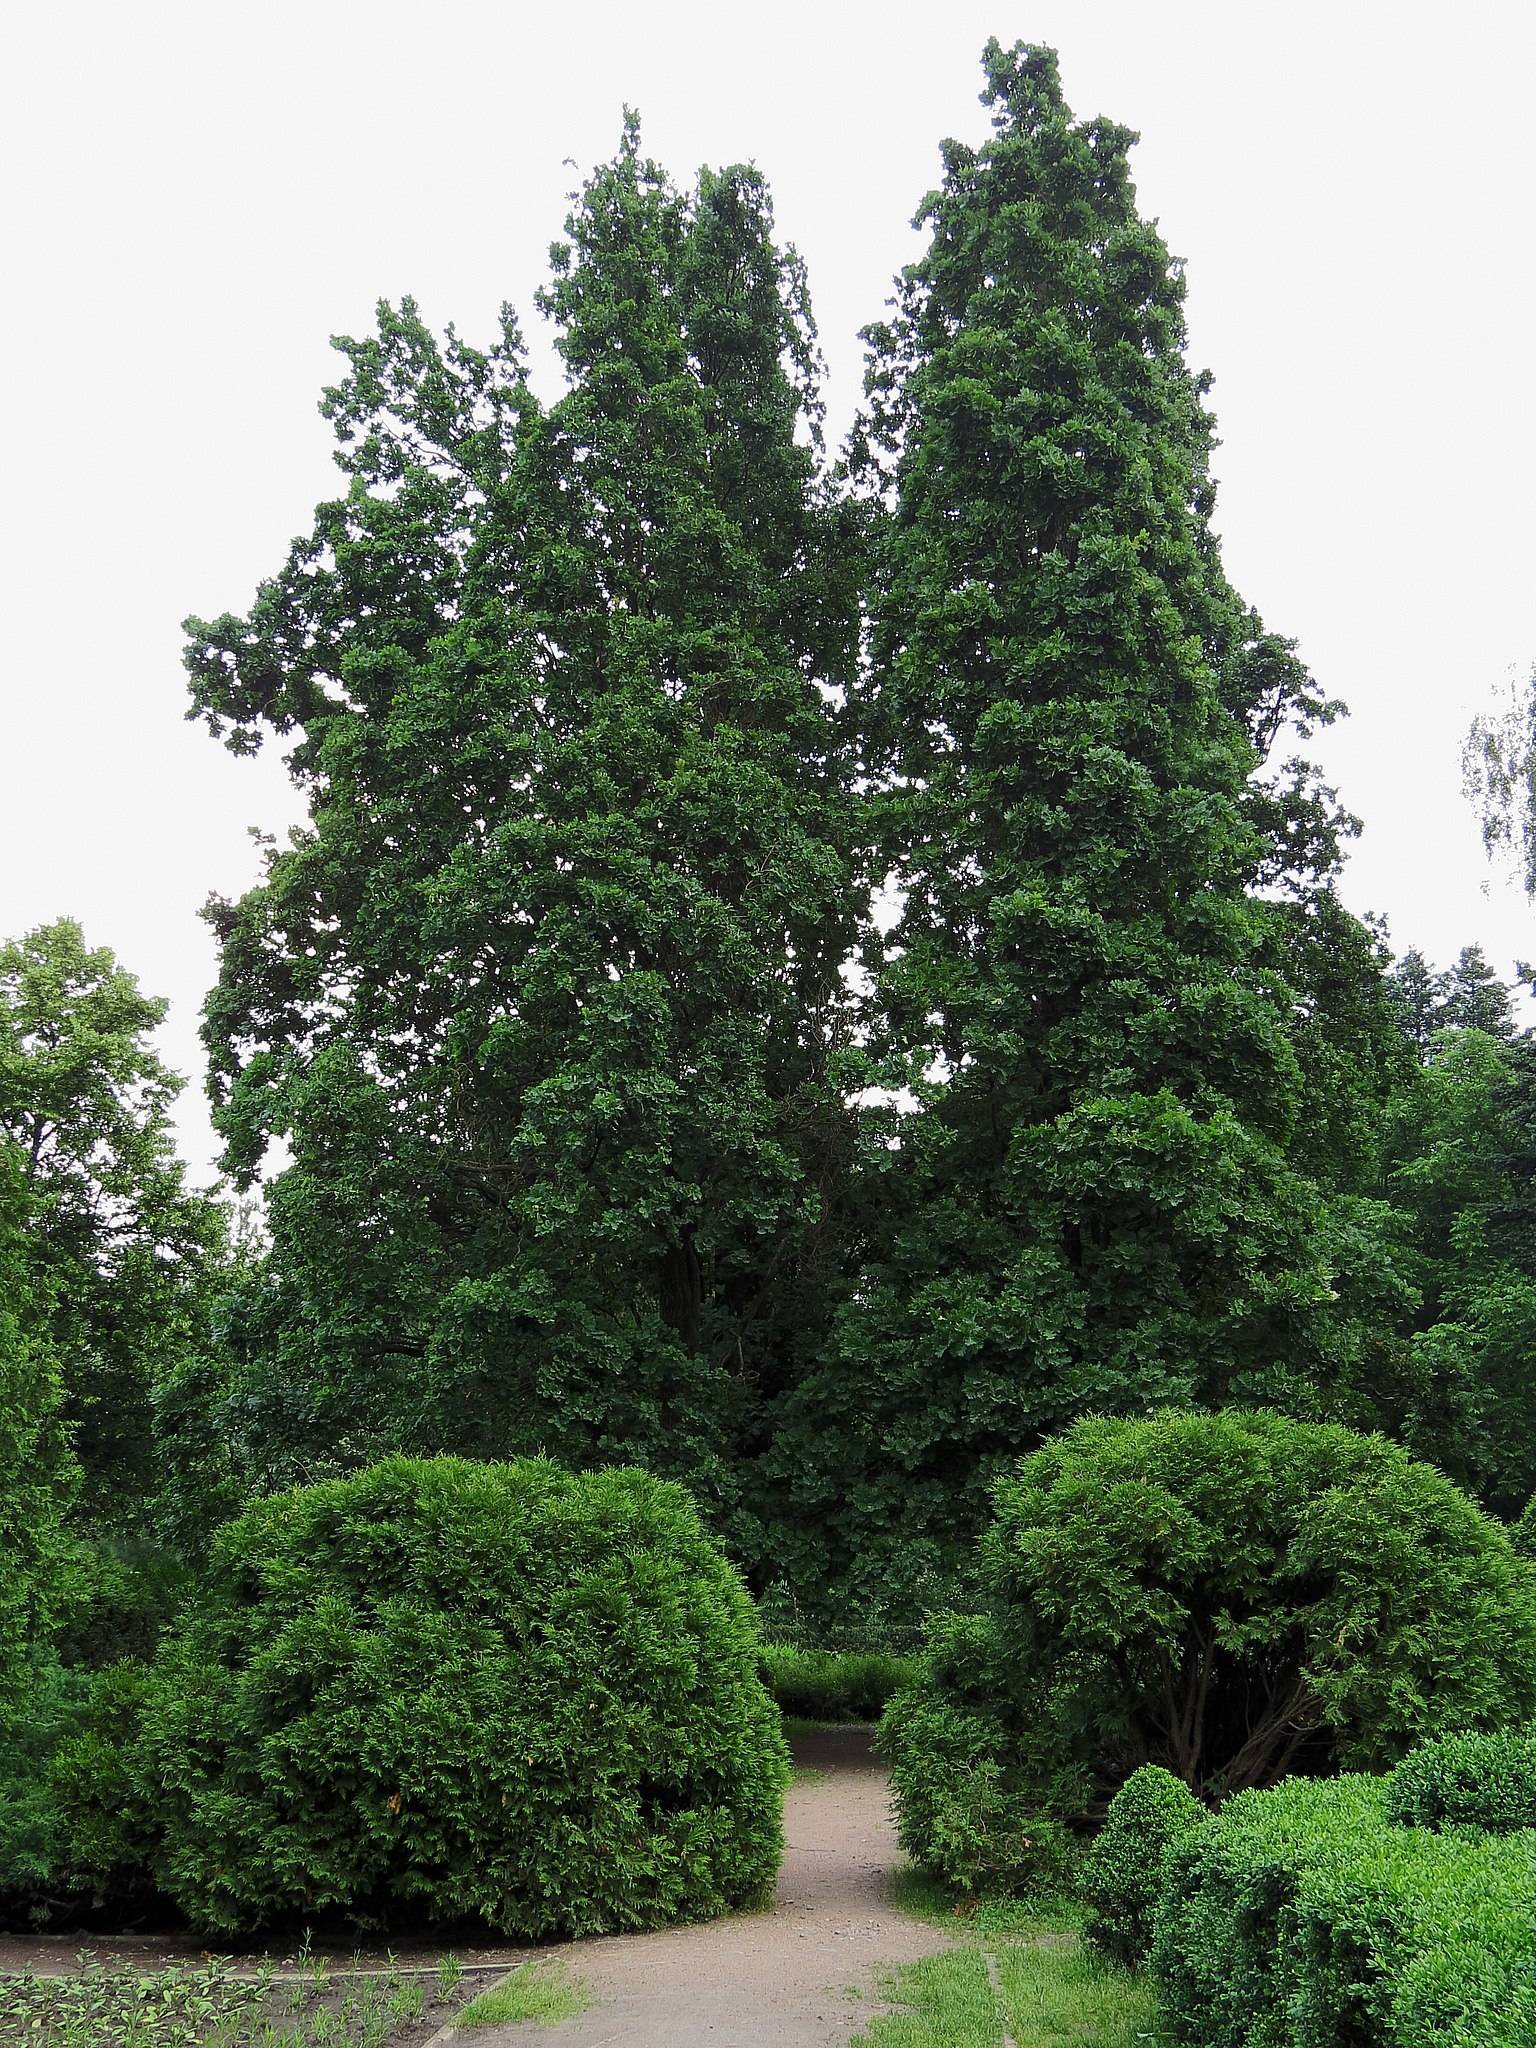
left=758, top=1644, right=916, bottom=1722
left=1387, top=1730, right=1536, bottom=1835
left=137, top=1455, right=788, bottom=1936
left=883, top=1412, right=1536, bottom=1887
left=1082, top=1765, right=1205, bottom=1969
left=55, top=1538, right=187, bottom=1671
left=773, top=41, right=1401, bottom=1604
left=182, top=127, right=863, bottom=1539
left=1151, top=1774, right=1536, bottom=2048
left=1515, top=1496, right=1536, bottom=1559
left=0, top=1661, right=159, bottom=1922
left=1382, top=1030, right=1536, bottom=1512
left=879, top=1611, right=1086, bottom=1897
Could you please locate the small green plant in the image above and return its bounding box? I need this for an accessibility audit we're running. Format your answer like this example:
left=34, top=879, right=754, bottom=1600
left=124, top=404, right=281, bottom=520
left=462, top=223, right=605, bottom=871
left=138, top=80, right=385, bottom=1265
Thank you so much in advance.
left=459, top=1962, right=589, bottom=2027
left=388, top=1978, right=424, bottom=2020
left=1082, top=1766, right=1206, bottom=1968
left=435, top=1953, right=463, bottom=2002
left=0, top=1957, right=267, bottom=2047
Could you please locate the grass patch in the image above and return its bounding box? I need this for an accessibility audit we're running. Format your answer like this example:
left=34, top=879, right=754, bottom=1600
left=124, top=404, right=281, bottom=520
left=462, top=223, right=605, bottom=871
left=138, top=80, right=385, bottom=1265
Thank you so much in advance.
left=860, top=1879, right=1166, bottom=2047
left=998, top=1942, right=1164, bottom=2047
left=459, top=1960, right=590, bottom=2028
left=782, top=1713, right=837, bottom=1741
left=761, top=1644, right=917, bottom=1722
left=854, top=1949, right=1002, bottom=2048
left=790, top=1763, right=829, bottom=1786
left=889, top=1865, right=1083, bottom=1938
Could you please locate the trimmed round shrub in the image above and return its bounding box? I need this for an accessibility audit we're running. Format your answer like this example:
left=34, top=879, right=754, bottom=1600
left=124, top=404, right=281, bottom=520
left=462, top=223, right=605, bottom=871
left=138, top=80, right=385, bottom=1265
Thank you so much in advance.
left=137, top=1456, right=788, bottom=1935
left=1387, top=1730, right=1536, bottom=1835
left=1083, top=1765, right=1205, bottom=1967
left=882, top=1412, right=1536, bottom=1890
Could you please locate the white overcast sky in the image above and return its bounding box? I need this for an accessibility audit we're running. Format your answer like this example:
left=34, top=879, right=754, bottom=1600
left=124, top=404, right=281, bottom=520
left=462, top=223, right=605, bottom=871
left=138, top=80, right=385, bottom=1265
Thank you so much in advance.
left=3, top=1, right=1534, bottom=1185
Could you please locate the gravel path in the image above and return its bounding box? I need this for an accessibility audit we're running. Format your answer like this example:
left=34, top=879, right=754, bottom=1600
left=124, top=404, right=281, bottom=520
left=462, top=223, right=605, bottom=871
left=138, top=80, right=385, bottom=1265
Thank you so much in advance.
left=477, top=1725, right=953, bottom=2047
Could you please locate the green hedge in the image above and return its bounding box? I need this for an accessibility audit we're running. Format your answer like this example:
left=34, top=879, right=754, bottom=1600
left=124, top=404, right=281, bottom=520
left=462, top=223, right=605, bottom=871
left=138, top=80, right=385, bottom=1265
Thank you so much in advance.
left=759, top=1645, right=916, bottom=1722
left=1386, top=1730, right=1536, bottom=1835
left=137, top=1455, right=788, bottom=1936
left=1151, top=1774, right=1536, bottom=2048
left=1082, top=1765, right=1205, bottom=1968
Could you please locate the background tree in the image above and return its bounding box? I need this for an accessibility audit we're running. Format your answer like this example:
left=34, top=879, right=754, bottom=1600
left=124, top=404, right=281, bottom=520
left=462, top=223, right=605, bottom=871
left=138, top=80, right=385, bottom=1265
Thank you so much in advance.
left=0, top=1142, right=73, bottom=1728
left=1464, top=663, right=1536, bottom=897
left=1381, top=1025, right=1536, bottom=1511
left=184, top=130, right=864, bottom=1552
left=1388, top=942, right=1515, bottom=1054
left=0, top=921, right=222, bottom=1530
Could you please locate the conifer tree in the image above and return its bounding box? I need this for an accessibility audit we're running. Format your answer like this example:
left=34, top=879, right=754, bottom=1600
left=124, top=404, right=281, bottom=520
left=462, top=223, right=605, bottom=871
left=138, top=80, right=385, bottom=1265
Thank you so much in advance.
left=773, top=44, right=1368, bottom=1603
left=185, top=130, right=862, bottom=1534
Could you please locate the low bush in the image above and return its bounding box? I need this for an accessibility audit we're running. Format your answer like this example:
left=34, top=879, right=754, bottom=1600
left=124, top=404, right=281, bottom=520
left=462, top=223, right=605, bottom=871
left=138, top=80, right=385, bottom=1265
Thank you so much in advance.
left=759, top=1644, right=916, bottom=1722
left=1082, top=1765, right=1205, bottom=1968
left=1387, top=1729, right=1536, bottom=1834
left=1151, top=1773, right=1536, bottom=2048
left=137, top=1454, right=788, bottom=1936
left=882, top=1411, right=1536, bottom=1890
left=0, top=1659, right=159, bottom=1922
left=879, top=1613, right=1084, bottom=1896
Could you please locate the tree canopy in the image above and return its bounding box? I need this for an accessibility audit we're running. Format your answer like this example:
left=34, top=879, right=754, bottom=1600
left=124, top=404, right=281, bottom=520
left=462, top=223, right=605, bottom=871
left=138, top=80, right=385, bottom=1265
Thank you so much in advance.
left=4, top=41, right=1518, bottom=1633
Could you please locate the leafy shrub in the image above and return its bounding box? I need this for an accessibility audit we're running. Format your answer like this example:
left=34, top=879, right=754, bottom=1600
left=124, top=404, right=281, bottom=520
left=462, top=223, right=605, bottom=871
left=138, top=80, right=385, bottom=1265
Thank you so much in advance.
left=1151, top=1773, right=1536, bottom=2047
left=878, top=1612, right=1085, bottom=1895
left=0, top=1660, right=159, bottom=1922
left=759, top=1644, right=916, bottom=1722
left=883, top=1412, right=1536, bottom=1888
left=1514, top=1495, right=1536, bottom=1560
left=138, top=1455, right=788, bottom=1936
left=1387, top=1729, right=1536, bottom=1834
left=1082, top=1765, right=1205, bottom=1967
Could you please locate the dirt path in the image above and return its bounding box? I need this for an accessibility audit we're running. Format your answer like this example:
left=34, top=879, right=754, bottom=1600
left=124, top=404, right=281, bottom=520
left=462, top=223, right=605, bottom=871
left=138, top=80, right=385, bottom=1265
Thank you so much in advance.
left=478, top=1726, right=953, bottom=2047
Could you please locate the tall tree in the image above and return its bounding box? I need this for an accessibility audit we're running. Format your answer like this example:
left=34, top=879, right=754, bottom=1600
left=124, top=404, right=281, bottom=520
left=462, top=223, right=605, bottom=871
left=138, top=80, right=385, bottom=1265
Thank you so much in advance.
left=0, top=920, right=221, bottom=1526
left=185, top=129, right=863, bottom=1543
left=0, top=1141, right=73, bottom=1727
left=772, top=44, right=1382, bottom=1608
